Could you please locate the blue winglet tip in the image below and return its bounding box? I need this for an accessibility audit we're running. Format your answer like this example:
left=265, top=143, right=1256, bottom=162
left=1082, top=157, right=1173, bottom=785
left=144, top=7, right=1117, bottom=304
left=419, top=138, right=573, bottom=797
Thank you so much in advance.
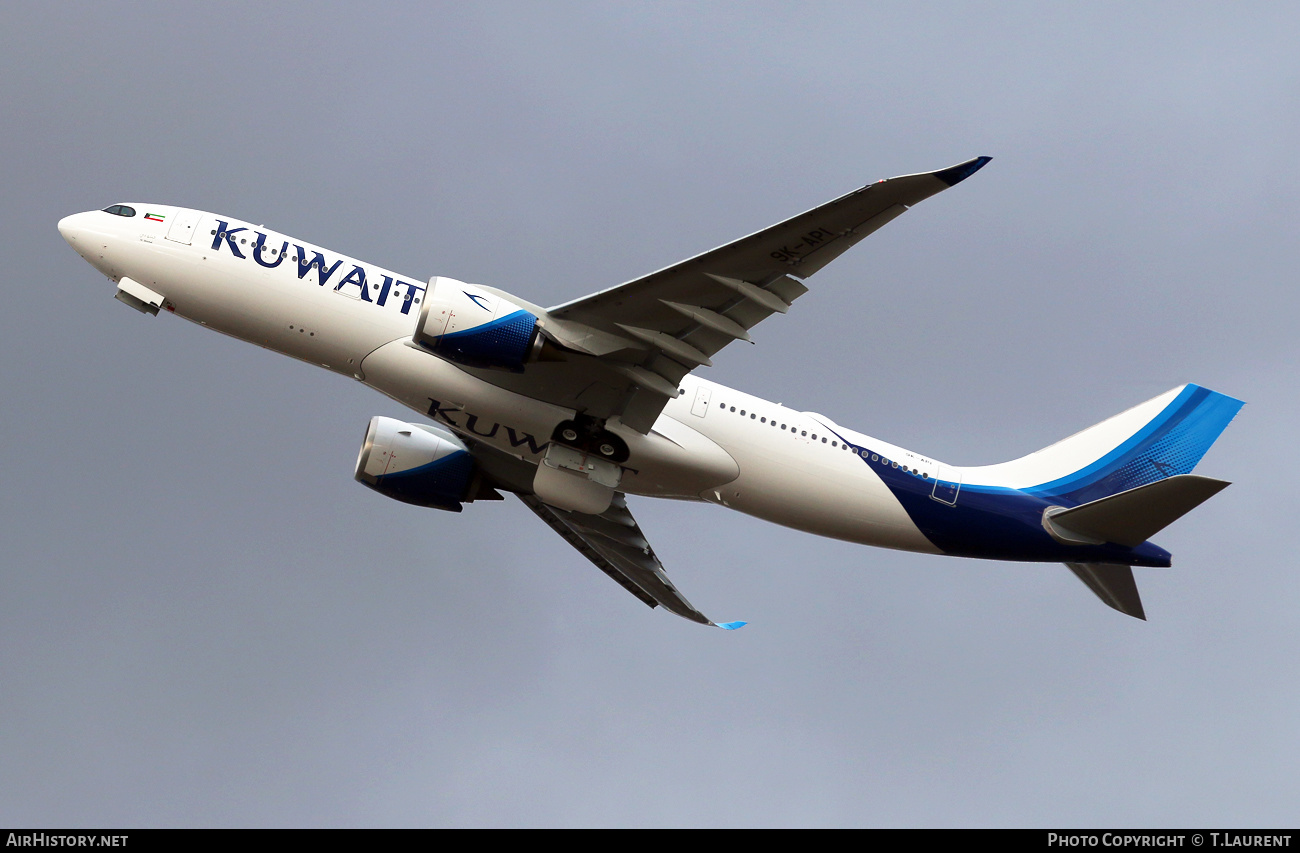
left=717, top=621, right=748, bottom=631
left=935, top=156, right=992, bottom=187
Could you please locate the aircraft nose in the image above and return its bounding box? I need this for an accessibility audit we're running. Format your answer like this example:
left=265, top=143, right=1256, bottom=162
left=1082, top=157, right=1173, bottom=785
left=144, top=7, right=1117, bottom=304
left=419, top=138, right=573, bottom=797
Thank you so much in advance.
left=58, top=212, right=88, bottom=246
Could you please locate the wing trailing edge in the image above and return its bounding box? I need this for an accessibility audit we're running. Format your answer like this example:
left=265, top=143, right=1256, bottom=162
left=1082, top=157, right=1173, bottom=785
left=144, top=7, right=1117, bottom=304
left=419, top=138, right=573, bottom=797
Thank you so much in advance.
left=518, top=492, right=744, bottom=629
left=524, top=157, right=992, bottom=432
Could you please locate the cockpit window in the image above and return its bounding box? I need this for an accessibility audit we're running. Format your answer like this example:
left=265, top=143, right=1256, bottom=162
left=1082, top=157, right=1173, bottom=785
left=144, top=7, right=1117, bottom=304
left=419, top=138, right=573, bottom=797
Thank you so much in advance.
left=101, top=205, right=136, bottom=217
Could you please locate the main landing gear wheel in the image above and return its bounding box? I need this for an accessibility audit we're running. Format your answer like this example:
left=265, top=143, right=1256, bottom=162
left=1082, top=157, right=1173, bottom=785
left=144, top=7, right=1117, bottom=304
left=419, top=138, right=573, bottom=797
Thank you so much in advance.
left=550, top=417, right=630, bottom=464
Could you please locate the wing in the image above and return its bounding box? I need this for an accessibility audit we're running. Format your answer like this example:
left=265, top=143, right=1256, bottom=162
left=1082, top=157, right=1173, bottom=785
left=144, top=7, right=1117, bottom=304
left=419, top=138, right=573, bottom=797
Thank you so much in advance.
left=449, top=157, right=991, bottom=433
left=551, top=156, right=991, bottom=326
left=518, top=492, right=745, bottom=629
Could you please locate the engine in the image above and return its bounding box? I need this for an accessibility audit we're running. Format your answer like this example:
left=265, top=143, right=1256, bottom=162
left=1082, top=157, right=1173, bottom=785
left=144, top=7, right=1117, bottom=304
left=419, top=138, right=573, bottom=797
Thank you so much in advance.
left=354, top=416, right=476, bottom=512
left=414, top=276, right=542, bottom=371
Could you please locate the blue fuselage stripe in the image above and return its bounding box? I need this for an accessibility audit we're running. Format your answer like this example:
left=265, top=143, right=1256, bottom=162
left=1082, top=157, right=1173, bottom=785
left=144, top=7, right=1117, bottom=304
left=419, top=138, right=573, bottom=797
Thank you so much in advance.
left=824, top=431, right=1173, bottom=567
left=819, top=384, right=1240, bottom=564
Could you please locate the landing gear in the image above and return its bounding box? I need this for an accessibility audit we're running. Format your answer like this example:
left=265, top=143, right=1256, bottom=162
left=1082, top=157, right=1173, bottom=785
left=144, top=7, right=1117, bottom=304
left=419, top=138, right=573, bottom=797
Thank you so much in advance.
left=550, top=415, right=629, bottom=464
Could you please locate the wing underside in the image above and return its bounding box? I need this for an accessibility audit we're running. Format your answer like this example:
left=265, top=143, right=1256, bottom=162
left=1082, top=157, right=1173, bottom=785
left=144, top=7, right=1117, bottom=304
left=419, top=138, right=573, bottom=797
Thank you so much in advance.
left=518, top=492, right=742, bottom=628
left=458, top=157, right=991, bottom=433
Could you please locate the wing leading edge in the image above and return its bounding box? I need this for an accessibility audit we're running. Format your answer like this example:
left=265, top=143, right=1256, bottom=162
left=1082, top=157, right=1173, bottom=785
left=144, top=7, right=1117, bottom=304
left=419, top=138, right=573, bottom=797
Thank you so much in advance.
left=546, top=156, right=991, bottom=430
left=551, top=156, right=992, bottom=324
left=462, top=157, right=991, bottom=433
left=518, top=492, right=745, bottom=629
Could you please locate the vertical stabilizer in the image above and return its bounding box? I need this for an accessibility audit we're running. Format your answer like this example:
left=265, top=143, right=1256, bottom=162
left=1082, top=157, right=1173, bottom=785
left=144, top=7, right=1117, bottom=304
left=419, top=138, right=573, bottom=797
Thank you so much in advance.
left=968, top=384, right=1243, bottom=505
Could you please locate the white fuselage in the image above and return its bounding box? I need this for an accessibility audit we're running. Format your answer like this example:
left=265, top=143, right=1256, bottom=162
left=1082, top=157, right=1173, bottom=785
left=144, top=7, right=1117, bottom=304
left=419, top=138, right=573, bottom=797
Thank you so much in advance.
left=63, top=178, right=1238, bottom=624
left=59, top=204, right=948, bottom=553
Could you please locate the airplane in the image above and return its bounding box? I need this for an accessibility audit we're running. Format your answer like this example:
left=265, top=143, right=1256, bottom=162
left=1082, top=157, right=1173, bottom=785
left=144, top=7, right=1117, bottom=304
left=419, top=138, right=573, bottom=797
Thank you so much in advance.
left=58, top=157, right=1242, bottom=628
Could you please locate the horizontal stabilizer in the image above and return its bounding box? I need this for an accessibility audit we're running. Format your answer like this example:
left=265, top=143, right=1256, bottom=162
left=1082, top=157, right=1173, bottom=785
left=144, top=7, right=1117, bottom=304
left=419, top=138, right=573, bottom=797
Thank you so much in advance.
left=1046, top=474, right=1230, bottom=548
left=716, top=621, right=748, bottom=631
left=1065, top=563, right=1146, bottom=620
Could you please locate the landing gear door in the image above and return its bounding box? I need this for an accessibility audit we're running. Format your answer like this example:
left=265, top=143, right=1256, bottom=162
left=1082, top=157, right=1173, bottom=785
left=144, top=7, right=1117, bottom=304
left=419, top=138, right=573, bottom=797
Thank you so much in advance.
left=931, top=464, right=961, bottom=506
left=690, top=385, right=711, bottom=417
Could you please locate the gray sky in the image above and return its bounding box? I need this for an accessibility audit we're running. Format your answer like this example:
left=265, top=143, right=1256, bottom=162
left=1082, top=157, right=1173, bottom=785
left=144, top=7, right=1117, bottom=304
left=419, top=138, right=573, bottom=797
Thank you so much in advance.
left=2, top=2, right=1297, bottom=827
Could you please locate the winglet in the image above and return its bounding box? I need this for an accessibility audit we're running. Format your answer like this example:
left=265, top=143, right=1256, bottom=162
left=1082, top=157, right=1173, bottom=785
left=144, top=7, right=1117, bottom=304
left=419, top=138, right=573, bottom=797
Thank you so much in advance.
left=934, top=156, right=992, bottom=187
left=715, top=621, right=748, bottom=631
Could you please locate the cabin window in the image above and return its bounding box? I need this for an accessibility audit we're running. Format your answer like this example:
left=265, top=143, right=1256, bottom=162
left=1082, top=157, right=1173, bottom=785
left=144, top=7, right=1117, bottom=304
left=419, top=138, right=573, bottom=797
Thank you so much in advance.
left=102, top=205, right=136, bottom=217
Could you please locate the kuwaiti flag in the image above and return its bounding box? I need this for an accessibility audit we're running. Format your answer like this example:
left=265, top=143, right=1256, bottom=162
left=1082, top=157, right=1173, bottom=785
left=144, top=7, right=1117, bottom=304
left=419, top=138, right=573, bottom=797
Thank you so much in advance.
left=144, top=212, right=165, bottom=222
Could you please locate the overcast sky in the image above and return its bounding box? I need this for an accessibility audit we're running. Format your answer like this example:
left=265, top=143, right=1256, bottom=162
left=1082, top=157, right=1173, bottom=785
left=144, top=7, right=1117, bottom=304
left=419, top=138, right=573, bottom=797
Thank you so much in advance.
left=2, top=2, right=1297, bottom=827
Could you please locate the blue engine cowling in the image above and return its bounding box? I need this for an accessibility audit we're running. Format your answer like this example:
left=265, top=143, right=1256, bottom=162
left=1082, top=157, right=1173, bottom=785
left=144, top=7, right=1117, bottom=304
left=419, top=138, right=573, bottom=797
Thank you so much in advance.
left=354, top=416, right=475, bottom=512
left=414, top=276, right=541, bottom=371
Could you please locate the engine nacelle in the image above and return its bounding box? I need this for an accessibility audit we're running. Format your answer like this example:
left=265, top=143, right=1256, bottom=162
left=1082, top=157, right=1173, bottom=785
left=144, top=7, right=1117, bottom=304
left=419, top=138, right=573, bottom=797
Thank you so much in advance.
left=354, top=416, right=476, bottom=512
left=414, top=276, right=541, bottom=371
